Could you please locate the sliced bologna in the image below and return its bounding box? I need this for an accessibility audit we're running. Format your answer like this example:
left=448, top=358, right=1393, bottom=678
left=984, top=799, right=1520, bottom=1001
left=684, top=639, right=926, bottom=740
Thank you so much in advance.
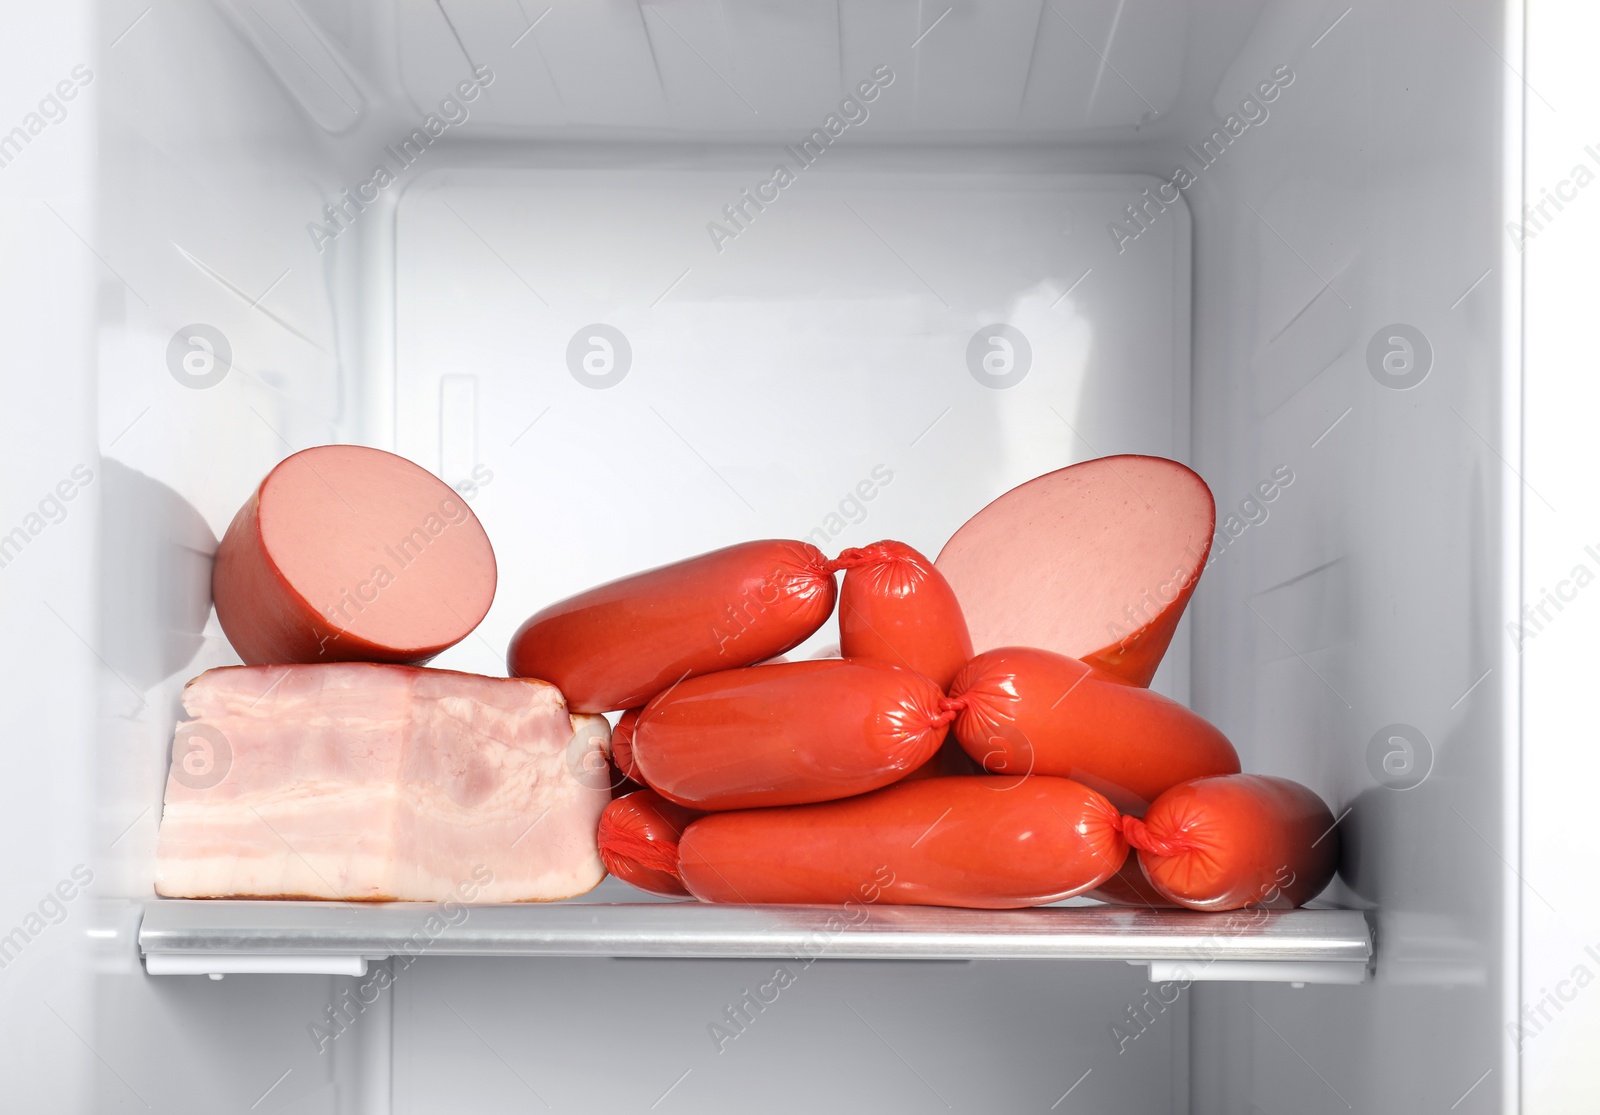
left=631, top=659, right=952, bottom=810
left=936, top=456, right=1214, bottom=686
left=836, top=540, right=974, bottom=690
left=1122, top=775, right=1339, bottom=911
left=678, top=776, right=1127, bottom=909
left=212, top=445, right=496, bottom=666
left=947, top=646, right=1239, bottom=813
left=597, top=789, right=702, bottom=898
left=508, top=540, right=836, bottom=713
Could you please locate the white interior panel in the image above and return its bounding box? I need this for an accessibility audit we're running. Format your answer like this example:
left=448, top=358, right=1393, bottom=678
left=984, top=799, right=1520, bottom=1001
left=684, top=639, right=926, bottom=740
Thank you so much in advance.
left=394, top=165, right=1191, bottom=684
left=1181, top=2, right=1517, bottom=1111
left=396, top=0, right=1185, bottom=137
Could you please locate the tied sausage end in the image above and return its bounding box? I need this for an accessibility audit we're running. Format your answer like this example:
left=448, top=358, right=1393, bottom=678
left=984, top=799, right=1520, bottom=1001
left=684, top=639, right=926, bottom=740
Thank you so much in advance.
left=824, top=547, right=878, bottom=573
left=1087, top=790, right=1132, bottom=882
left=596, top=791, right=700, bottom=897
left=1120, top=813, right=1196, bottom=858
left=827, top=541, right=934, bottom=595
left=944, top=667, right=1030, bottom=775
left=930, top=695, right=966, bottom=727
left=598, top=820, right=680, bottom=876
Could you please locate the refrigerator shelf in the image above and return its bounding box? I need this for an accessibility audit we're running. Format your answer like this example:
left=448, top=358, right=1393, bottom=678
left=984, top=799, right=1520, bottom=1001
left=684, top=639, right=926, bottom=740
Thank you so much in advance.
left=138, top=900, right=1372, bottom=984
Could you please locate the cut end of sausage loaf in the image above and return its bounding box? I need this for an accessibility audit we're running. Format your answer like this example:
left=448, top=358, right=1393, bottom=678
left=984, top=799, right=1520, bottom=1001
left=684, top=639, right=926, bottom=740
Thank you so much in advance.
left=214, top=445, right=497, bottom=665
left=936, top=456, right=1214, bottom=687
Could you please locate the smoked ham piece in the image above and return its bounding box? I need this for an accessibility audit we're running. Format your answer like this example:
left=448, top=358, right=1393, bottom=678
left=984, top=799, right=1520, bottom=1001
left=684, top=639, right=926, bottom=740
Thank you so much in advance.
left=936, top=456, right=1214, bottom=686
left=212, top=445, right=497, bottom=666
left=154, top=664, right=609, bottom=902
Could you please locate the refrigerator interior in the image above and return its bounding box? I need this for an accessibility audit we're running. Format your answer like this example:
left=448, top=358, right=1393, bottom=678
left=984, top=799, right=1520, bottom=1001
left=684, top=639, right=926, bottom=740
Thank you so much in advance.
left=0, top=0, right=1525, bottom=1111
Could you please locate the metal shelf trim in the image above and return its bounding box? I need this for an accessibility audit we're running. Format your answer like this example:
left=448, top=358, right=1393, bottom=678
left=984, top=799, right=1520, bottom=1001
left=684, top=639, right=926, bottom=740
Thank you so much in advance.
left=139, top=900, right=1372, bottom=966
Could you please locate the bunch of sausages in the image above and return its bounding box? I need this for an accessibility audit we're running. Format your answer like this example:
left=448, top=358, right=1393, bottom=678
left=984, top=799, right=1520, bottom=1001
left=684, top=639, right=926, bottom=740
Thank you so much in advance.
left=208, top=444, right=1339, bottom=914
left=510, top=513, right=1339, bottom=913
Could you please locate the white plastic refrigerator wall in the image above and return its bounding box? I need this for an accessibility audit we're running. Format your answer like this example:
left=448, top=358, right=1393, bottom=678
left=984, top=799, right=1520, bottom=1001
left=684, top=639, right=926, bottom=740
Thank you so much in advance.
left=9, top=0, right=1592, bottom=1111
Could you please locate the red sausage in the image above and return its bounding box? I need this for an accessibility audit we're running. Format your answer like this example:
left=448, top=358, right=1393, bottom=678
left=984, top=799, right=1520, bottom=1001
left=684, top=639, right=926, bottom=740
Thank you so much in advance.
left=508, top=540, right=836, bottom=713
left=1122, top=775, right=1339, bottom=911
left=836, top=540, right=973, bottom=690
left=632, top=659, right=953, bottom=810
left=901, top=735, right=984, bottom=781
left=606, top=765, right=647, bottom=800
left=597, top=790, right=703, bottom=898
left=1085, top=857, right=1179, bottom=909
left=610, top=708, right=642, bottom=782
left=947, top=646, right=1239, bottom=813
left=213, top=445, right=497, bottom=666
left=679, top=776, right=1127, bottom=909
left=937, top=456, right=1214, bottom=686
